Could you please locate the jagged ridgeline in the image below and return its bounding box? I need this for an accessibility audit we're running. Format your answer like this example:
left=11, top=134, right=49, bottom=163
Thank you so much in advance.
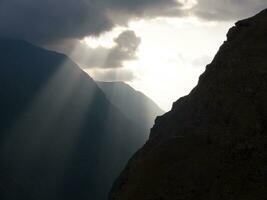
left=110, top=9, right=267, bottom=200
left=0, top=39, right=148, bottom=200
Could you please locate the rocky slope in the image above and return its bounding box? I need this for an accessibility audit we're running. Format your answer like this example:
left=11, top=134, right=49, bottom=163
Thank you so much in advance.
left=110, top=9, right=267, bottom=200
left=97, top=81, right=164, bottom=136
left=0, top=39, right=145, bottom=200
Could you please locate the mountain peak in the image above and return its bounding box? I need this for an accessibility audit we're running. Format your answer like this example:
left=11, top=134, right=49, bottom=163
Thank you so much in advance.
left=97, top=81, right=164, bottom=135
left=0, top=39, right=146, bottom=200
left=226, top=8, right=267, bottom=42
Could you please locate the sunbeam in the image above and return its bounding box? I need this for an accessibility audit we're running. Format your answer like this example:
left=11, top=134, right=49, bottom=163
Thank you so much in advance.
left=0, top=49, right=104, bottom=196
left=1, top=1, right=266, bottom=200
left=0, top=39, right=148, bottom=200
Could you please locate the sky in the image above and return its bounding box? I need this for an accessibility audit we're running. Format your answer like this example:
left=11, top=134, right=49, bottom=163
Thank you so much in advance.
left=83, top=18, right=232, bottom=111
left=0, top=0, right=266, bottom=110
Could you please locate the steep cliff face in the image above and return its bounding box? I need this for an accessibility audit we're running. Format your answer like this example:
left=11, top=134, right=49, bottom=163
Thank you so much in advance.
left=110, top=9, right=267, bottom=200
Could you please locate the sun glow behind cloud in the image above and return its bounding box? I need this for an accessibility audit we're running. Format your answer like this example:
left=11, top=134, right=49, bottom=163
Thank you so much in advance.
left=84, top=17, right=234, bottom=111
left=84, top=27, right=123, bottom=49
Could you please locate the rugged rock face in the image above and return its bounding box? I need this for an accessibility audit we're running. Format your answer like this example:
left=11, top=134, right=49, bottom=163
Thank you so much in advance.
left=110, top=9, right=267, bottom=200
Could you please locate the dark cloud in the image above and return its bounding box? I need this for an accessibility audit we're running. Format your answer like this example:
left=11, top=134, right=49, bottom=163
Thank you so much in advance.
left=191, top=0, right=267, bottom=21
left=49, top=30, right=141, bottom=69
left=0, top=0, right=182, bottom=44
left=106, top=0, right=184, bottom=24
left=0, top=0, right=265, bottom=44
left=104, top=30, right=141, bottom=68
left=0, top=0, right=113, bottom=43
left=89, top=68, right=137, bottom=82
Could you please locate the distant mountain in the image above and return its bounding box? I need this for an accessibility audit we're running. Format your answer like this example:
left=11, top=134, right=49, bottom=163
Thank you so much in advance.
left=0, top=39, right=146, bottom=200
left=110, top=9, right=267, bottom=200
left=97, top=81, right=164, bottom=135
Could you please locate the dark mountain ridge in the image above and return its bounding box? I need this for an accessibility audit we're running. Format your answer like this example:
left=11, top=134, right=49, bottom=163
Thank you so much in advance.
left=110, top=9, right=267, bottom=200
left=0, top=39, right=146, bottom=200
left=97, top=81, right=164, bottom=136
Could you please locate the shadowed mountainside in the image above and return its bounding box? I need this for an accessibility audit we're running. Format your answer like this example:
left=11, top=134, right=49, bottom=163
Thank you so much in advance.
left=0, top=39, right=146, bottom=200
left=97, top=81, right=164, bottom=136
left=110, top=9, right=267, bottom=200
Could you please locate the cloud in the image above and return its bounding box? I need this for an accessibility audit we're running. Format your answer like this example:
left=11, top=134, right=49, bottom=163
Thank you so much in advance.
left=104, top=30, right=141, bottom=68
left=51, top=30, right=141, bottom=69
left=0, top=0, right=113, bottom=44
left=0, top=0, right=265, bottom=45
left=88, top=68, right=137, bottom=82
left=0, top=0, right=182, bottom=44
left=191, top=0, right=267, bottom=21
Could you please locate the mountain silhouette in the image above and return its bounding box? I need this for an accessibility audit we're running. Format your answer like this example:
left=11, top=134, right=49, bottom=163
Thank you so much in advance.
left=110, top=9, right=267, bottom=200
left=97, top=81, right=164, bottom=136
left=0, top=39, right=146, bottom=200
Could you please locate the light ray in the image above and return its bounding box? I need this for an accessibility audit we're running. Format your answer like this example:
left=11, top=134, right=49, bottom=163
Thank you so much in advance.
left=1, top=49, right=100, bottom=189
